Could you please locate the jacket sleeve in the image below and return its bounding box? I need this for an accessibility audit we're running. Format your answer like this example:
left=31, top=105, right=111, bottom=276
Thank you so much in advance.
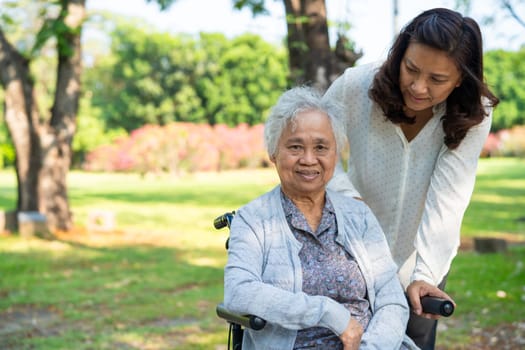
left=357, top=206, right=412, bottom=350
left=223, top=208, right=352, bottom=336
left=411, top=111, right=492, bottom=285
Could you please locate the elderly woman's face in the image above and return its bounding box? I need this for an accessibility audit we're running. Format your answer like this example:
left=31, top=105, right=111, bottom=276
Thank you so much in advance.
left=271, top=110, right=337, bottom=200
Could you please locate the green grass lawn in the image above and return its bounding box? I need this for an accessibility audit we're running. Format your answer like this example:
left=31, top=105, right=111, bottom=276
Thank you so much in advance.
left=0, top=158, right=524, bottom=349
left=461, top=157, right=525, bottom=238
left=0, top=169, right=280, bottom=350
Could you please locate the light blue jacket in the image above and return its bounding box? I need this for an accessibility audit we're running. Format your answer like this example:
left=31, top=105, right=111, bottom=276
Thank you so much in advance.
left=224, top=186, right=418, bottom=349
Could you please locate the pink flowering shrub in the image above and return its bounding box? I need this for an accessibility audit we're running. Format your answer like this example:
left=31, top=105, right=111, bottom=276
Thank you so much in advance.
left=214, top=123, right=269, bottom=170
left=83, top=136, right=134, bottom=171
left=499, top=126, right=525, bottom=157
left=176, top=123, right=219, bottom=172
left=481, top=132, right=503, bottom=157
left=83, top=122, right=270, bottom=173
left=481, top=126, right=525, bottom=158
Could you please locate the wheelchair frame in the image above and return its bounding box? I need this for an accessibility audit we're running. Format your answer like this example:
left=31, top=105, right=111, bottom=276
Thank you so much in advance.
left=214, top=211, right=266, bottom=350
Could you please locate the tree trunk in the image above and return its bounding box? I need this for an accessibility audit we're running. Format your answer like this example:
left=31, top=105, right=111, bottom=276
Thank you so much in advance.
left=0, top=32, right=42, bottom=213
left=302, top=0, right=332, bottom=91
left=0, top=0, right=85, bottom=232
left=283, top=0, right=362, bottom=91
left=42, top=0, right=85, bottom=231
left=283, top=0, right=306, bottom=87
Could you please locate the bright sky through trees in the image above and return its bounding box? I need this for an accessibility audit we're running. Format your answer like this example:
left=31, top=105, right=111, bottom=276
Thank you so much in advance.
left=87, top=0, right=523, bottom=65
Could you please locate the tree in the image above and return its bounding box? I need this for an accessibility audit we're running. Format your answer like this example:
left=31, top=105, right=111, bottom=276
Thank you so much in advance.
left=455, top=0, right=525, bottom=129
left=456, top=0, right=525, bottom=35
left=86, top=22, right=205, bottom=131
left=84, top=24, right=288, bottom=130
left=200, top=33, right=288, bottom=125
left=484, top=49, right=525, bottom=130
left=0, top=0, right=85, bottom=231
left=0, top=0, right=174, bottom=232
left=233, top=0, right=362, bottom=91
left=500, top=0, right=525, bottom=28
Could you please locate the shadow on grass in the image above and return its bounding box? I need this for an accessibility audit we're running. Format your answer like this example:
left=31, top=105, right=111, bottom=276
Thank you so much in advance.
left=0, top=235, right=227, bottom=349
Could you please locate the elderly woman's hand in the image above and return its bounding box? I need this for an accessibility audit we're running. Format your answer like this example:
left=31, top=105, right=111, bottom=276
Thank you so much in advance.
left=407, top=280, right=456, bottom=320
left=339, top=318, right=363, bottom=350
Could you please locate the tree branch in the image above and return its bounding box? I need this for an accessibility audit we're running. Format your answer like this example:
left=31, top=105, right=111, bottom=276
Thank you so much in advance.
left=502, top=0, right=525, bottom=28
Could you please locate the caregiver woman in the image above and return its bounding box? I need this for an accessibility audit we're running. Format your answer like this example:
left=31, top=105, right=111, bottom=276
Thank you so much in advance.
left=324, top=7, right=499, bottom=350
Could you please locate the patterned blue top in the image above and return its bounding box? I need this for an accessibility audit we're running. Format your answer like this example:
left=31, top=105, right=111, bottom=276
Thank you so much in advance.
left=281, top=191, right=372, bottom=349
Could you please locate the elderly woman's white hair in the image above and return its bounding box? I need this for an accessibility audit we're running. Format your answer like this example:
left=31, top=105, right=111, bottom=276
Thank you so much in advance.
left=264, top=86, right=347, bottom=157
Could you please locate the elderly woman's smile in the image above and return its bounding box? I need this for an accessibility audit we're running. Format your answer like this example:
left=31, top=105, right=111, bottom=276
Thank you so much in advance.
left=296, top=169, right=321, bottom=179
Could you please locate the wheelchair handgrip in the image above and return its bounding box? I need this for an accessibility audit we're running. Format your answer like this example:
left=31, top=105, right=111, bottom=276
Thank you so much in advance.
left=216, top=303, right=266, bottom=331
left=420, top=296, right=455, bottom=317
left=214, top=212, right=235, bottom=230
left=406, top=295, right=455, bottom=317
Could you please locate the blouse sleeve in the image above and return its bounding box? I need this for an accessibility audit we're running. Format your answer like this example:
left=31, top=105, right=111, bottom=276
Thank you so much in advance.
left=223, top=208, right=352, bottom=336
left=328, top=162, right=362, bottom=198
left=324, top=68, right=362, bottom=198
left=411, top=110, right=493, bottom=285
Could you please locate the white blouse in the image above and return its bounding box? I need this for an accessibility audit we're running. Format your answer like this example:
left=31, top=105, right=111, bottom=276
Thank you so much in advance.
left=324, top=62, right=492, bottom=288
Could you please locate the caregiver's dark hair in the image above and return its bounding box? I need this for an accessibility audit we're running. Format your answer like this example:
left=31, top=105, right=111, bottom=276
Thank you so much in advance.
left=369, top=8, right=499, bottom=149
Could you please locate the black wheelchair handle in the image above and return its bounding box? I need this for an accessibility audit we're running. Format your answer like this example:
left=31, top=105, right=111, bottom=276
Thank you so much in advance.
left=420, top=296, right=455, bottom=317
left=216, top=303, right=267, bottom=331
left=407, top=295, right=455, bottom=317
left=214, top=212, right=235, bottom=230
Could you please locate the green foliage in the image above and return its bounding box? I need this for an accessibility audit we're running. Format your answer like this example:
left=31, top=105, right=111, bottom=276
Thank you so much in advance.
left=0, top=122, right=15, bottom=169
left=32, top=12, right=69, bottom=57
left=233, top=0, right=268, bottom=15
left=0, top=0, right=84, bottom=59
left=203, top=33, right=288, bottom=125
left=83, top=22, right=288, bottom=131
left=0, top=0, right=56, bottom=57
left=91, top=24, right=196, bottom=130
left=145, top=0, right=178, bottom=11
left=484, top=49, right=525, bottom=130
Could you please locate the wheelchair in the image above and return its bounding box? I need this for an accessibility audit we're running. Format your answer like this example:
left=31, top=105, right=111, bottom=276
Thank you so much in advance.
left=214, top=211, right=454, bottom=350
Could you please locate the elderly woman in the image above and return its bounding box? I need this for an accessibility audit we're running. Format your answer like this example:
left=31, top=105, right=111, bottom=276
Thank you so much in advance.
left=223, top=86, right=418, bottom=350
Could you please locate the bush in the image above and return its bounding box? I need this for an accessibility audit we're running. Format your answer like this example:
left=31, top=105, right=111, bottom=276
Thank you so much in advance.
left=482, top=126, right=525, bottom=157
left=83, top=122, right=270, bottom=174
left=499, top=125, right=525, bottom=157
